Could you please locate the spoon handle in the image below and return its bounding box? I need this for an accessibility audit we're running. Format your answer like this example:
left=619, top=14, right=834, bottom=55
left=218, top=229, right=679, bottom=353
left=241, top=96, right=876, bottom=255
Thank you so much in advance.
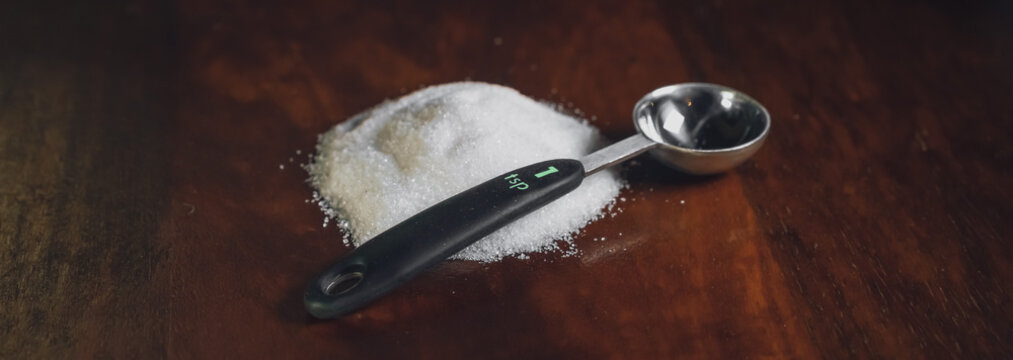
left=304, top=159, right=585, bottom=319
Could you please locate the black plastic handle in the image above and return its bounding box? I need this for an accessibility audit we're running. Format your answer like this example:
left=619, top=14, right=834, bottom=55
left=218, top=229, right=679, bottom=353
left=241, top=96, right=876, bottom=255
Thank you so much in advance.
left=304, top=159, right=585, bottom=318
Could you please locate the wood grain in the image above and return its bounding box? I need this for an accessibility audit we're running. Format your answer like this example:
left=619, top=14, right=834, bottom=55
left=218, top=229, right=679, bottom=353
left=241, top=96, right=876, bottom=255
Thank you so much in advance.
left=2, top=0, right=1011, bottom=358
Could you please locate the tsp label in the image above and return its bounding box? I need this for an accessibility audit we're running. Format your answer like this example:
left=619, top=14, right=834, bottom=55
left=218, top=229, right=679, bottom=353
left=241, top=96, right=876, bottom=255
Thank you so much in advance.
left=504, top=166, right=559, bottom=191
left=504, top=173, right=529, bottom=190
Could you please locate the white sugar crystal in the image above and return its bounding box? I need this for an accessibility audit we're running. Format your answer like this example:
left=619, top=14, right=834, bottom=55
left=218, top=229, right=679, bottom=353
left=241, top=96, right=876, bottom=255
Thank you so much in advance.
left=307, top=82, right=622, bottom=262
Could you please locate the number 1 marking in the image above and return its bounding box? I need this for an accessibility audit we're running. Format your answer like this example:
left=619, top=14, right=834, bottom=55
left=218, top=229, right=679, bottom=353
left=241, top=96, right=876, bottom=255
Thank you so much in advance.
left=534, top=166, right=559, bottom=178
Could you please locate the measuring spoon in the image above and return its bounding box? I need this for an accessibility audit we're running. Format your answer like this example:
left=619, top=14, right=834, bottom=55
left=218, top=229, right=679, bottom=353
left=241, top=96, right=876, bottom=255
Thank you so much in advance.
left=305, top=83, right=771, bottom=319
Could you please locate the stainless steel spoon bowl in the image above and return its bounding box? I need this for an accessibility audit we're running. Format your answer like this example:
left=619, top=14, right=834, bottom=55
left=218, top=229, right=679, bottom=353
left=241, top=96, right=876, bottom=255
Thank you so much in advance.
left=635, top=83, right=770, bottom=174
left=582, top=83, right=770, bottom=176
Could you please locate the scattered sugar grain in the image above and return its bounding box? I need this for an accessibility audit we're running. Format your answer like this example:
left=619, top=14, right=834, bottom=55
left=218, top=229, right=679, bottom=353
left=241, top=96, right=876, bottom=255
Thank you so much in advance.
left=308, top=82, right=623, bottom=262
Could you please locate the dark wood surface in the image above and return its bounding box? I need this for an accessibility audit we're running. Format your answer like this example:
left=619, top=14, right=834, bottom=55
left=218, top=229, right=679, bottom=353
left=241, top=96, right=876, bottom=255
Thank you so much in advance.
left=2, top=0, right=1011, bottom=358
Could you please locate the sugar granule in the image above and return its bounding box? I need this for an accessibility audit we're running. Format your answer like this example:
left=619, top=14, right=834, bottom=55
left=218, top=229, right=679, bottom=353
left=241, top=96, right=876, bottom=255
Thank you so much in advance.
left=307, top=82, right=623, bottom=262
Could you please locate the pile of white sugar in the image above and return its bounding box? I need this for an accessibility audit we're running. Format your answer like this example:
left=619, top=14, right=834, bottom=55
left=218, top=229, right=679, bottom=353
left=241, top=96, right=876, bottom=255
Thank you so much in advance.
left=307, top=82, right=623, bottom=262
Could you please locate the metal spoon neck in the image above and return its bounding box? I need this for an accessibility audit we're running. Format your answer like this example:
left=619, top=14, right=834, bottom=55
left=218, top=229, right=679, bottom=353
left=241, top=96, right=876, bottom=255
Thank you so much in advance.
left=579, top=134, right=658, bottom=176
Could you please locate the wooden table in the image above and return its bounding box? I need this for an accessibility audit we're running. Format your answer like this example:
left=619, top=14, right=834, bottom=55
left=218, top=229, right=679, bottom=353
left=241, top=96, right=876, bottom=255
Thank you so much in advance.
left=3, top=0, right=1011, bottom=358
